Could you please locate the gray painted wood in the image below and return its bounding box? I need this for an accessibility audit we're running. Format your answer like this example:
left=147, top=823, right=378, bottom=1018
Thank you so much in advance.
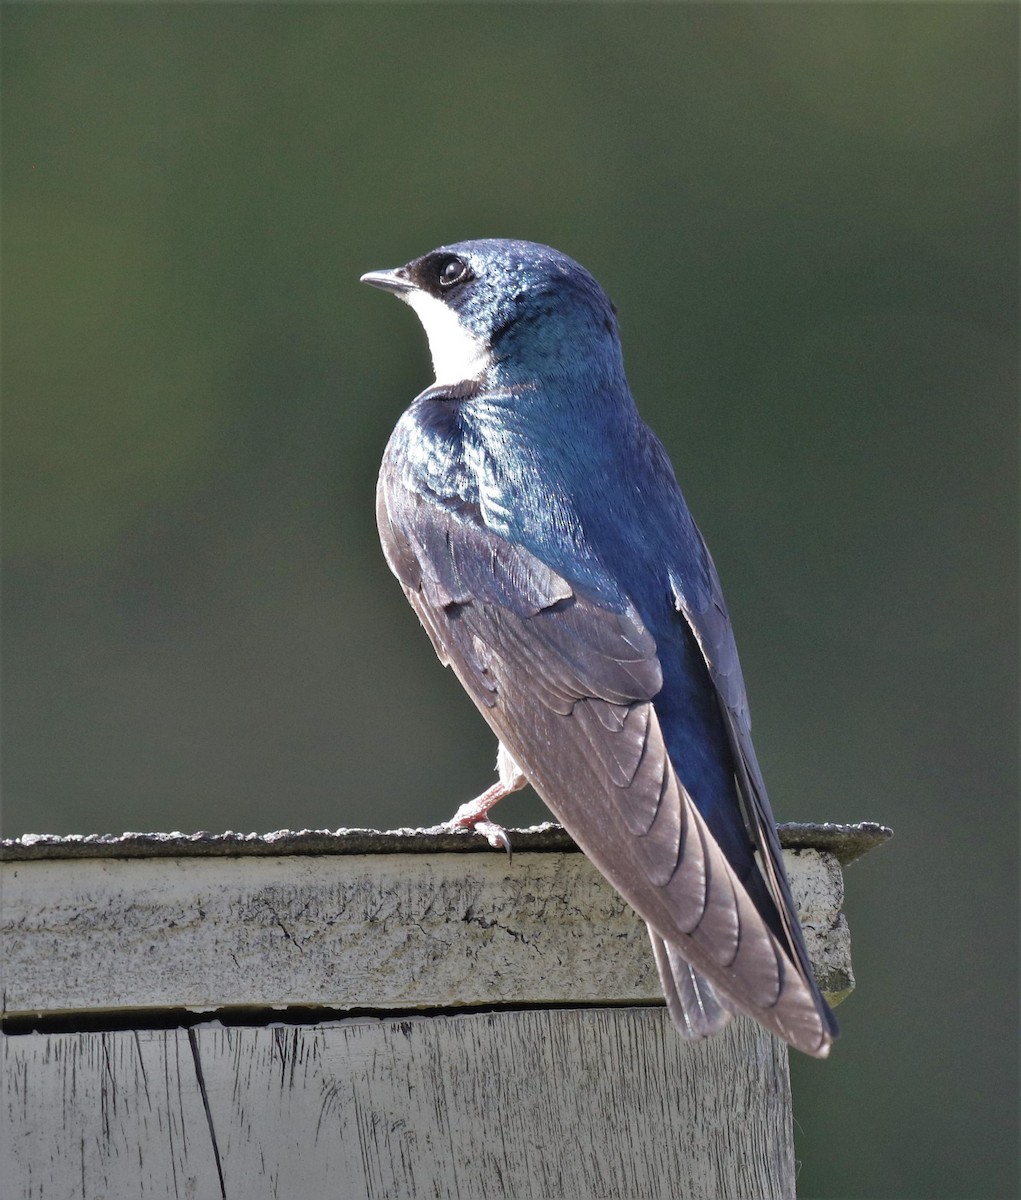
left=2, top=1009, right=794, bottom=1200
left=1, top=847, right=851, bottom=1019
left=0, top=831, right=881, bottom=1198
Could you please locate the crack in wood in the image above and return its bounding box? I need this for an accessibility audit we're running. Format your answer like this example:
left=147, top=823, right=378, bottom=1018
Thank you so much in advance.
left=188, top=1026, right=227, bottom=1199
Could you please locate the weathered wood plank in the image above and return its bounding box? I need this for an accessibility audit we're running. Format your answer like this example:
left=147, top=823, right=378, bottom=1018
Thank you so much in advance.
left=2, top=1008, right=795, bottom=1200
left=1, top=847, right=850, bottom=1019
left=0, top=820, right=893, bottom=863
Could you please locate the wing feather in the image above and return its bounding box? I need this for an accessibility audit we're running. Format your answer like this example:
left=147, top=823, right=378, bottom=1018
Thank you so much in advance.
left=379, top=465, right=834, bottom=1055
left=670, top=547, right=839, bottom=1042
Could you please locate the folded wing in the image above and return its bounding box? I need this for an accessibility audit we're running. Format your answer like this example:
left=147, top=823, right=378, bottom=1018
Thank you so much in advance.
left=379, top=468, right=835, bottom=1056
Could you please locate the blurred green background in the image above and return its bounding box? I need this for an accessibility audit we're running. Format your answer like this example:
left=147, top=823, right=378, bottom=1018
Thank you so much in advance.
left=3, top=3, right=1016, bottom=1196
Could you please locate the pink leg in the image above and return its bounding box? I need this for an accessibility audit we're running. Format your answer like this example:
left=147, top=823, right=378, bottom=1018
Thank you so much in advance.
left=439, top=746, right=528, bottom=854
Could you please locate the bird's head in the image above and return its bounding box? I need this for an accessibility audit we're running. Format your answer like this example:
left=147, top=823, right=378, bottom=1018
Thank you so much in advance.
left=361, top=239, right=623, bottom=388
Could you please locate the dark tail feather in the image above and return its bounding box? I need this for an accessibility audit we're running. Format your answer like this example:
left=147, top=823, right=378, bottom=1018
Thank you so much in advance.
left=650, top=929, right=735, bottom=1040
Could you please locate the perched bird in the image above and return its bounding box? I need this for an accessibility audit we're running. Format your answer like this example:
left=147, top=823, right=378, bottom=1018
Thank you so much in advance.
left=362, top=239, right=837, bottom=1057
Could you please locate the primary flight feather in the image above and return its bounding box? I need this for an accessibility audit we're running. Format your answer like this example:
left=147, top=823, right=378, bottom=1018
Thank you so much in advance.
left=362, top=239, right=837, bottom=1057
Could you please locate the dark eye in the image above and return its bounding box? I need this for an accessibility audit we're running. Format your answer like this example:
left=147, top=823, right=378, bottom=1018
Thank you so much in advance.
left=437, top=256, right=469, bottom=288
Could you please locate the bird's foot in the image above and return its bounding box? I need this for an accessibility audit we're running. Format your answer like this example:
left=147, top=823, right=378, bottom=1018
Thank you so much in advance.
left=441, top=782, right=515, bottom=857
left=470, top=820, right=513, bottom=857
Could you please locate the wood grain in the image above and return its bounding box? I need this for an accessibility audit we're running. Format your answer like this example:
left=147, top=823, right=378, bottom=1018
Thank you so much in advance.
left=2, top=1008, right=795, bottom=1200
left=0, top=839, right=858, bottom=1197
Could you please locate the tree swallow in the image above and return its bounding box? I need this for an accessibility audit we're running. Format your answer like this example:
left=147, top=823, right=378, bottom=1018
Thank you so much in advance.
left=362, top=239, right=838, bottom=1057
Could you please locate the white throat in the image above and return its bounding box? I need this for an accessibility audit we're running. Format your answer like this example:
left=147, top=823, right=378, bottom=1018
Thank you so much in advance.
left=402, top=290, right=492, bottom=385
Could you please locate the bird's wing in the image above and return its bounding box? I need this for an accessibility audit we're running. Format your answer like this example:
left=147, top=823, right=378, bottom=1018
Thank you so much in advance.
left=378, top=472, right=834, bottom=1056
left=668, top=532, right=838, bottom=1043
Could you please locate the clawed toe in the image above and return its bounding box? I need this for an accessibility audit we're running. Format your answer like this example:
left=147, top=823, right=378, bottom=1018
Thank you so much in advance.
left=436, top=811, right=513, bottom=859
left=473, top=819, right=512, bottom=859
left=437, top=768, right=525, bottom=859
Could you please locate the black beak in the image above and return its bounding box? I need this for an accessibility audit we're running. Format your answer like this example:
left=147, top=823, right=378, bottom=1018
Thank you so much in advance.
left=359, top=266, right=414, bottom=294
